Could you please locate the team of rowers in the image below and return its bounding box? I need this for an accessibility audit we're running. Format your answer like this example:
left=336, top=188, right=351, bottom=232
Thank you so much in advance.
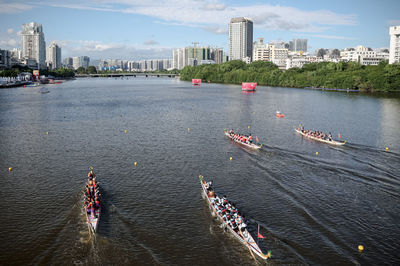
left=84, top=169, right=101, bottom=217
left=204, top=180, right=249, bottom=236
left=299, top=126, right=333, bottom=141
left=228, top=130, right=254, bottom=145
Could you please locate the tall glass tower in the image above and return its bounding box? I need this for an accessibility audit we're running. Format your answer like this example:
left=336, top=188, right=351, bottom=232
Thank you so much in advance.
left=229, top=17, right=253, bottom=62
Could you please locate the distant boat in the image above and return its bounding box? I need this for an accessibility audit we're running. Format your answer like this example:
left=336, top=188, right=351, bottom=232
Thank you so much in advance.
left=26, top=83, right=40, bottom=87
left=275, top=111, right=285, bottom=118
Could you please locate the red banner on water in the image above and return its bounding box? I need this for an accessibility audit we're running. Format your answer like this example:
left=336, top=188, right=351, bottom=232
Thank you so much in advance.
left=242, top=82, right=257, bottom=91
left=192, top=79, right=201, bottom=86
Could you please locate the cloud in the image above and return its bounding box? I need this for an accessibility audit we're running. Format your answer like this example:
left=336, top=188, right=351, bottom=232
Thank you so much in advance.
left=0, top=38, right=18, bottom=47
left=144, top=39, right=159, bottom=45
left=203, top=25, right=228, bottom=35
left=388, top=20, right=400, bottom=26
left=204, top=3, right=226, bottom=11
left=0, top=1, right=33, bottom=13
left=53, top=39, right=173, bottom=60
left=7, top=28, right=14, bottom=34
left=42, top=0, right=356, bottom=33
left=306, top=34, right=356, bottom=40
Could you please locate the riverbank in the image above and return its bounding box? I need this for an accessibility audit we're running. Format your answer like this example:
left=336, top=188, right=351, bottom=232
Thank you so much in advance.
left=180, top=60, right=400, bottom=92
left=0, top=81, right=30, bottom=89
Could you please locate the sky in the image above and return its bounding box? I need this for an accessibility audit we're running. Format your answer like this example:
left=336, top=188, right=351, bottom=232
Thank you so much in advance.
left=0, top=0, right=399, bottom=60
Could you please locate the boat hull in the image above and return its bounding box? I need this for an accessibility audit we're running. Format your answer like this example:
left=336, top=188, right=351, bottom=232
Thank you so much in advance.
left=200, top=177, right=268, bottom=260
left=294, top=128, right=346, bottom=146
left=224, top=131, right=262, bottom=149
left=86, top=205, right=101, bottom=233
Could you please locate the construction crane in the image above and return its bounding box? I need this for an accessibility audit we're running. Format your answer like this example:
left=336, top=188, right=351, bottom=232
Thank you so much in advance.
left=192, top=42, right=199, bottom=58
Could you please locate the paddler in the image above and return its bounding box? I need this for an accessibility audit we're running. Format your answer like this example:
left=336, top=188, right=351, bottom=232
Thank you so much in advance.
left=249, top=134, right=253, bottom=143
left=205, top=180, right=213, bottom=191
left=88, top=169, right=96, bottom=181
left=328, top=132, right=332, bottom=141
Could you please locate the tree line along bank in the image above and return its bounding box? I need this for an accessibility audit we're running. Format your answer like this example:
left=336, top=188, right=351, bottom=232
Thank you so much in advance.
left=180, top=60, right=400, bottom=92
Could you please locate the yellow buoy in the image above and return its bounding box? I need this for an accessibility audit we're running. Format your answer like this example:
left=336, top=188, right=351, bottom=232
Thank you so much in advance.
left=9, top=167, right=12, bottom=172
left=315, top=152, right=319, bottom=155
left=188, top=128, right=190, bottom=132
left=125, top=130, right=127, bottom=134
left=134, top=162, right=138, bottom=166
left=248, top=125, right=251, bottom=129
left=46, top=131, right=48, bottom=135
left=385, top=147, right=389, bottom=151
left=358, top=245, right=364, bottom=252
left=230, top=157, right=233, bottom=161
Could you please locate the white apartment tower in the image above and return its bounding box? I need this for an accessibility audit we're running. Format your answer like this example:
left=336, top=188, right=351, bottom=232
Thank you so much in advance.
left=21, top=22, right=46, bottom=69
left=229, top=17, right=253, bottom=62
left=253, top=38, right=271, bottom=61
left=389, top=25, right=400, bottom=64
left=46, top=42, right=61, bottom=69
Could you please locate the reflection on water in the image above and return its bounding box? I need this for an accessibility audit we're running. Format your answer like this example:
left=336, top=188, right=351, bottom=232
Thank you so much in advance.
left=0, top=78, right=399, bottom=265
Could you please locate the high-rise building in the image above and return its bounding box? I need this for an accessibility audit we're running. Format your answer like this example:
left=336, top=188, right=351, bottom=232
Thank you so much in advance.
left=72, top=56, right=90, bottom=69
left=210, top=48, right=224, bottom=64
left=21, top=22, right=46, bottom=69
left=0, top=49, right=12, bottom=69
left=289, top=39, right=307, bottom=52
left=46, top=42, right=61, bottom=69
left=253, top=38, right=271, bottom=61
left=10, top=48, right=22, bottom=65
left=63, top=57, right=73, bottom=68
left=389, top=25, right=400, bottom=64
left=253, top=38, right=288, bottom=66
left=229, top=17, right=253, bottom=62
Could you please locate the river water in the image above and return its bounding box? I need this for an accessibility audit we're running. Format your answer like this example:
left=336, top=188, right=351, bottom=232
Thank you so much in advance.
left=0, top=77, right=399, bottom=265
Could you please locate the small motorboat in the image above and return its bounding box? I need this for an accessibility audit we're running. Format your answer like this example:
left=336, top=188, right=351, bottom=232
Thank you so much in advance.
left=275, top=111, right=285, bottom=118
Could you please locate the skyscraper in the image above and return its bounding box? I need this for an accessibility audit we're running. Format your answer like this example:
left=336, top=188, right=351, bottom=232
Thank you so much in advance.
left=72, top=56, right=90, bottom=70
left=229, top=17, right=253, bottom=62
left=389, top=25, right=400, bottom=64
left=46, top=42, right=61, bottom=69
left=21, top=22, right=46, bottom=69
left=289, top=39, right=308, bottom=52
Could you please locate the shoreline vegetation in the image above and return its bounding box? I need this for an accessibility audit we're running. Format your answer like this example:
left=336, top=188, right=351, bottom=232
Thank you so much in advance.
left=0, top=65, right=75, bottom=78
left=180, top=60, right=400, bottom=92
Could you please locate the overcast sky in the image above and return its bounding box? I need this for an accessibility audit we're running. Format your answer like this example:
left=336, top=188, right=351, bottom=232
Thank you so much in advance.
left=0, top=0, right=399, bottom=60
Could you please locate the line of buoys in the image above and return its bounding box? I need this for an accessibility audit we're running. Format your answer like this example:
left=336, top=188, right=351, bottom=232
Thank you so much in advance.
left=358, top=245, right=364, bottom=252
left=9, top=167, right=12, bottom=172
left=134, top=162, right=138, bottom=166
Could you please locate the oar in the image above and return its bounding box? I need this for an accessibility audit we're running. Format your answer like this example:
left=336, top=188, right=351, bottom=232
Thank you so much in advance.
left=239, top=229, right=257, bottom=261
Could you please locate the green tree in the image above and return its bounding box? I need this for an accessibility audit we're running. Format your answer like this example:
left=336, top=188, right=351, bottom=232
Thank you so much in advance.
left=87, top=66, right=97, bottom=74
left=76, top=67, right=87, bottom=74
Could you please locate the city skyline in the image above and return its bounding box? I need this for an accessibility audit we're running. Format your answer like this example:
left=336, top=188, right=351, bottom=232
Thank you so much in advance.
left=0, top=0, right=400, bottom=60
